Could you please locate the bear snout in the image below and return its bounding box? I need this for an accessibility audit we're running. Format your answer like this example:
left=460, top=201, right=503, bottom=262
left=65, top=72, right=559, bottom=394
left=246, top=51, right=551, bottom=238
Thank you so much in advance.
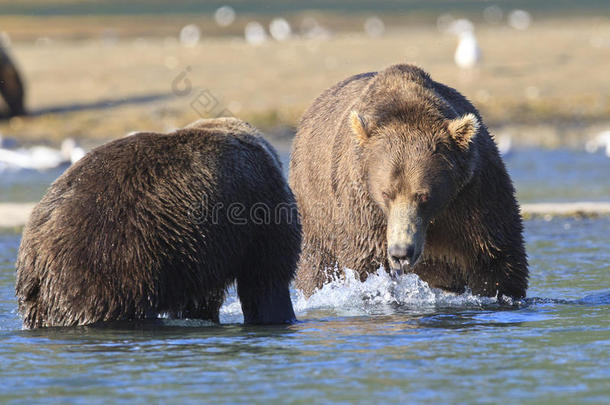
left=388, top=243, right=420, bottom=271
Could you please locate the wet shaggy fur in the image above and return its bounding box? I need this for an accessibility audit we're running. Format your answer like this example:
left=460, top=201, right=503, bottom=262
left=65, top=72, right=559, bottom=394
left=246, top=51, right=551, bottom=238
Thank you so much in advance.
left=0, top=45, right=25, bottom=117
left=16, top=118, right=301, bottom=328
left=290, top=64, right=528, bottom=299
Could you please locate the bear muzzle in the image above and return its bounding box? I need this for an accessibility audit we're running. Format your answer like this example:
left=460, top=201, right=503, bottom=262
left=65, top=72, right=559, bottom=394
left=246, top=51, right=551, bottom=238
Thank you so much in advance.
left=386, top=201, right=426, bottom=277
left=388, top=243, right=422, bottom=276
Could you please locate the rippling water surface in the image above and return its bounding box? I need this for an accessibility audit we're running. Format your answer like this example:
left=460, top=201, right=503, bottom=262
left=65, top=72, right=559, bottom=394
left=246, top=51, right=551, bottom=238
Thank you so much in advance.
left=1, top=148, right=609, bottom=403
left=1, top=216, right=609, bottom=404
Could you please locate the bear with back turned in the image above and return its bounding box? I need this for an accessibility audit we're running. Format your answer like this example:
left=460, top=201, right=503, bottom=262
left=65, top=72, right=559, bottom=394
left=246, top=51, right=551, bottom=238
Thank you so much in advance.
left=290, top=64, right=528, bottom=299
left=16, top=117, right=301, bottom=328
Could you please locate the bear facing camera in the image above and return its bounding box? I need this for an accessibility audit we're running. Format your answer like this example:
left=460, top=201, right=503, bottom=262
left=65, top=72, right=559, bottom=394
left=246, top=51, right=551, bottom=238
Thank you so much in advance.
left=16, top=117, right=301, bottom=328
left=290, top=64, right=528, bottom=299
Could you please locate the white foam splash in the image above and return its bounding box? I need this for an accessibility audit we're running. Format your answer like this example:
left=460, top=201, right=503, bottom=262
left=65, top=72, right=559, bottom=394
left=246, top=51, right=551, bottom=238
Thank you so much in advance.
left=294, top=268, right=501, bottom=315
left=219, top=268, right=504, bottom=323
left=218, top=289, right=244, bottom=324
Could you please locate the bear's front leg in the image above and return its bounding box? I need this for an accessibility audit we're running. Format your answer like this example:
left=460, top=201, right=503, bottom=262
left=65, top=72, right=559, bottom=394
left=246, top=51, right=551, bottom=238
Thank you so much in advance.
left=237, top=277, right=296, bottom=325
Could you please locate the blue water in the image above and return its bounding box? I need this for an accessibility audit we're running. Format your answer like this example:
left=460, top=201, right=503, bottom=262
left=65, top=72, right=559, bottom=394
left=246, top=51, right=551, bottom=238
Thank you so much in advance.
left=0, top=148, right=609, bottom=403
left=2, top=148, right=610, bottom=204
left=504, top=148, right=610, bottom=203
left=0, top=217, right=608, bottom=403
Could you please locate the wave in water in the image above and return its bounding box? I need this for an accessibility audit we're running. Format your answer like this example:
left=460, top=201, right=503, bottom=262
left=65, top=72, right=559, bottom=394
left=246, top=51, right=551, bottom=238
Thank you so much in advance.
left=219, top=268, right=513, bottom=323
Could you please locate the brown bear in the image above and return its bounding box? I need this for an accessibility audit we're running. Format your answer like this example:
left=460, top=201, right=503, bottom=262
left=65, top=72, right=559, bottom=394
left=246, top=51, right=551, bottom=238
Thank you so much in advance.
left=16, top=117, right=301, bottom=328
left=290, top=64, right=528, bottom=299
left=0, top=45, right=25, bottom=118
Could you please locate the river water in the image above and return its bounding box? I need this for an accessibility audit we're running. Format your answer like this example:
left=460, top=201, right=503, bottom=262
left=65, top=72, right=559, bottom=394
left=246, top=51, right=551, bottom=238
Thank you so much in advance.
left=0, top=148, right=609, bottom=403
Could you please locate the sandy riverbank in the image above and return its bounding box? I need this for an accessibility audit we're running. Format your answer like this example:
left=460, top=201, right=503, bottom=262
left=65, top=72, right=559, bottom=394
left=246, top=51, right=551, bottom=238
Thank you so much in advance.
left=1, top=15, right=609, bottom=148
left=2, top=202, right=610, bottom=230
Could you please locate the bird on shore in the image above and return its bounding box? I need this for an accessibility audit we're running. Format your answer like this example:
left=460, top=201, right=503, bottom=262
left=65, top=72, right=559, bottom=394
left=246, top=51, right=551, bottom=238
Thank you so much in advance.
left=585, top=130, right=610, bottom=157
left=454, top=30, right=481, bottom=70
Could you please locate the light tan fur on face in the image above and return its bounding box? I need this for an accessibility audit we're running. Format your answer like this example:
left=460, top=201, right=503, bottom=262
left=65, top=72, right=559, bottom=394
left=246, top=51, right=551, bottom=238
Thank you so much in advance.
left=447, top=113, right=479, bottom=149
left=386, top=199, right=427, bottom=270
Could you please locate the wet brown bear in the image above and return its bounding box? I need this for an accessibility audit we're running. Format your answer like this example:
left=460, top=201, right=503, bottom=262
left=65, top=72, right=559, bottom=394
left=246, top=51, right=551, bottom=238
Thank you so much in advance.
left=290, top=64, right=527, bottom=299
left=16, top=117, right=301, bottom=328
left=0, top=45, right=25, bottom=118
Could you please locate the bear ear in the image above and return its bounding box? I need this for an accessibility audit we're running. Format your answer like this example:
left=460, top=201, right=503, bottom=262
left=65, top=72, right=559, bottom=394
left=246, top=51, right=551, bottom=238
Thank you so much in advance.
left=447, top=113, right=479, bottom=149
left=350, top=111, right=370, bottom=145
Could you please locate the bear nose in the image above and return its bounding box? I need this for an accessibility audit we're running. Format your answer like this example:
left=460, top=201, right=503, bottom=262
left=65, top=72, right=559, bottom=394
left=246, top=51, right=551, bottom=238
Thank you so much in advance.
left=389, top=244, right=415, bottom=265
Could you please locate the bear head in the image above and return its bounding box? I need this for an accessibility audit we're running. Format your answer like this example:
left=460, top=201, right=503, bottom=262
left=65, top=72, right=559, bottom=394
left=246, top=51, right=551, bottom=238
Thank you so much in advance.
left=350, top=94, right=480, bottom=274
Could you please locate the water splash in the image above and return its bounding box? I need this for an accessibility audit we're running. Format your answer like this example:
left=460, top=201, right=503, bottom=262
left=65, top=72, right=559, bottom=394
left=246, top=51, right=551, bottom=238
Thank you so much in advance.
left=219, top=291, right=244, bottom=324
left=219, top=268, right=511, bottom=323
left=294, top=268, right=505, bottom=315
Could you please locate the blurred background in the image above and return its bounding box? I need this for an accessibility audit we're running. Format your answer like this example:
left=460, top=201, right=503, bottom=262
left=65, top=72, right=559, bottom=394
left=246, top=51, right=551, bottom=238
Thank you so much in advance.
left=1, top=3, right=609, bottom=403
left=0, top=0, right=609, bottom=214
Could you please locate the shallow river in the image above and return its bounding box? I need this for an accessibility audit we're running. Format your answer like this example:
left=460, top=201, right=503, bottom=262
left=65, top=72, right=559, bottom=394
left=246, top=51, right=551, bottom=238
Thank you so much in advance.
left=0, top=148, right=609, bottom=403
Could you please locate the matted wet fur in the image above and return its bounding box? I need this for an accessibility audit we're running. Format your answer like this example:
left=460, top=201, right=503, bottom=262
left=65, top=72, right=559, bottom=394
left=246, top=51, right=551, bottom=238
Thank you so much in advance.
left=16, top=117, right=301, bottom=328
left=290, top=64, right=527, bottom=299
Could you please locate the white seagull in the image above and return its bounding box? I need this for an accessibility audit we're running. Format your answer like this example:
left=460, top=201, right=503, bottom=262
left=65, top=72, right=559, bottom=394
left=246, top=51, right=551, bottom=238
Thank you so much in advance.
left=454, top=30, right=481, bottom=69
left=585, top=130, right=610, bottom=157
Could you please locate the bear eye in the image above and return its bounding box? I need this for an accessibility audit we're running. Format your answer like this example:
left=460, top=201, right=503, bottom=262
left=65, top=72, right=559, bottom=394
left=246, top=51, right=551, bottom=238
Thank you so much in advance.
left=381, top=191, right=391, bottom=201
left=415, top=192, right=429, bottom=204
